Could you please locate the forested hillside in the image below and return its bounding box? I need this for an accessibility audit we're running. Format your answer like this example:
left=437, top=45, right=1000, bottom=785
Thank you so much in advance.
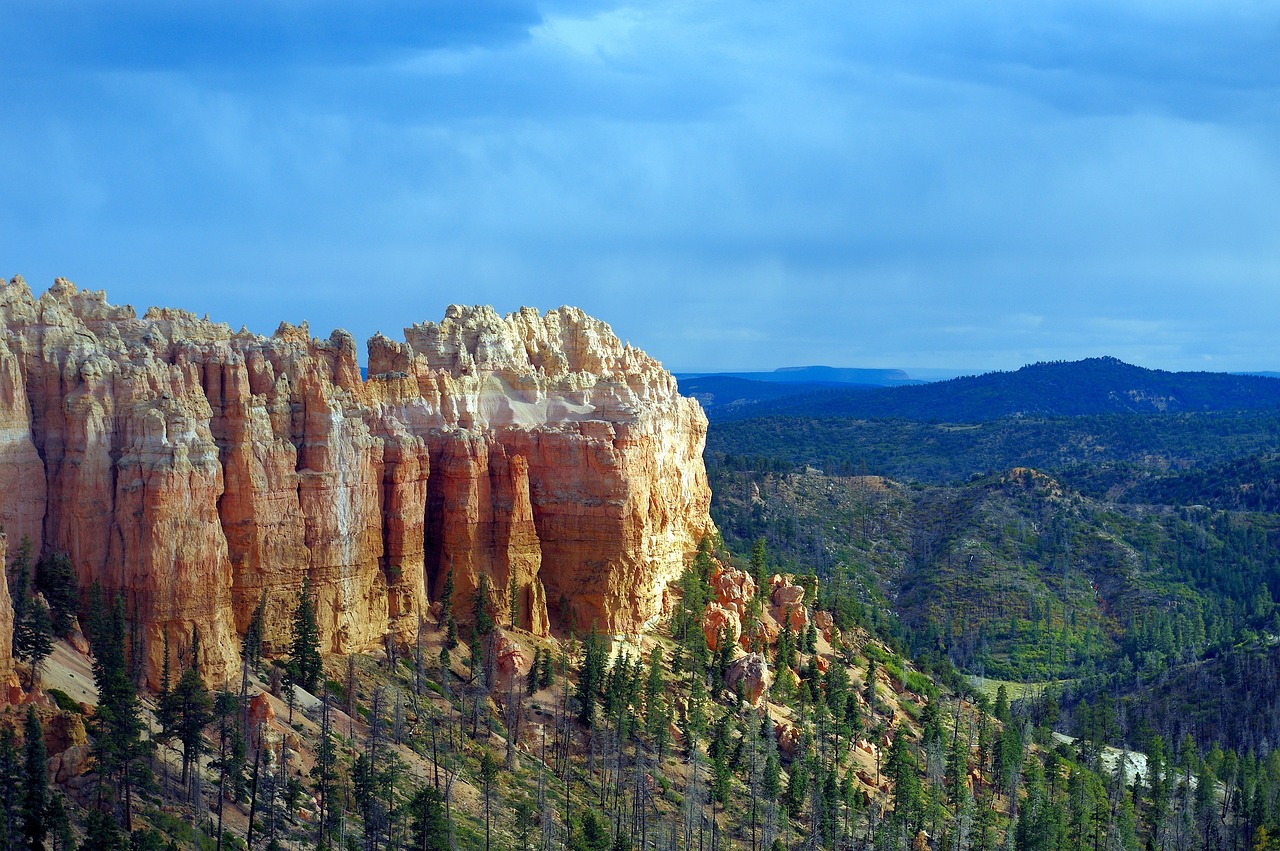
left=706, top=358, right=1280, bottom=423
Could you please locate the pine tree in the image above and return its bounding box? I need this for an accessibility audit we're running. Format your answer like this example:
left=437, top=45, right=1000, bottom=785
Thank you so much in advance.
left=243, top=592, right=266, bottom=672
left=15, top=600, right=53, bottom=690
left=803, top=619, right=818, bottom=654
left=514, top=797, right=536, bottom=851
left=0, top=726, right=21, bottom=849
left=576, top=628, right=608, bottom=726
left=480, top=749, right=499, bottom=851
left=751, top=538, right=769, bottom=595
left=44, top=794, right=73, bottom=851
left=570, top=810, right=611, bottom=851
left=784, top=756, right=808, bottom=819
left=78, top=809, right=128, bottom=851
left=887, top=732, right=921, bottom=828
left=9, top=539, right=54, bottom=691
left=527, top=648, right=542, bottom=695
left=539, top=647, right=555, bottom=689
left=33, top=551, right=78, bottom=639
left=440, top=566, right=458, bottom=650
left=23, top=706, right=47, bottom=851
left=410, top=785, right=449, bottom=851
left=993, top=684, right=1010, bottom=724
left=289, top=574, right=323, bottom=692
left=474, top=574, right=496, bottom=637
left=6, top=535, right=32, bottom=628
left=85, top=586, right=149, bottom=831
left=173, top=629, right=214, bottom=786
left=210, top=689, right=245, bottom=851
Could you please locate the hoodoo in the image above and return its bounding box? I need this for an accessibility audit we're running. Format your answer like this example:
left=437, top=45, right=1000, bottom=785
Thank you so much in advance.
left=0, top=277, right=713, bottom=686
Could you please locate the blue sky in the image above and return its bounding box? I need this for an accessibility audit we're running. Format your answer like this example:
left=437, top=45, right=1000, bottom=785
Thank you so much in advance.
left=3, top=1, right=1278, bottom=374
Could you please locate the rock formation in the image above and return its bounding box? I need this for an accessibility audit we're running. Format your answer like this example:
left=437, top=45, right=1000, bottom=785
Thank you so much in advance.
left=0, top=278, right=713, bottom=686
left=725, top=652, right=771, bottom=706
left=770, top=575, right=810, bottom=633
left=0, top=534, right=13, bottom=691
left=701, top=559, right=756, bottom=651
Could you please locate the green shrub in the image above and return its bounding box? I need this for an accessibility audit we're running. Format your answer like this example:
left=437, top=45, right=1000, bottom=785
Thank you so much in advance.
left=47, top=688, right=81, bottom=713
left=862, top=643, right=893, bottom=665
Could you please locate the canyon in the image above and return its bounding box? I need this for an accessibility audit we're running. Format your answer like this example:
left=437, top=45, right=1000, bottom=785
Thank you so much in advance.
left=0, top=277, right=713, bottom=687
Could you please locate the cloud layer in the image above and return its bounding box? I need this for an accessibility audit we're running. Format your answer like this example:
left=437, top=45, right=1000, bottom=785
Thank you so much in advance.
left=3, top=0, right=1278, bottom=373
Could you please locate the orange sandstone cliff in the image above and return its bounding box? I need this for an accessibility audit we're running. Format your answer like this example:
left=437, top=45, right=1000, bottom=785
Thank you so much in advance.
left=0, top=277, right=713, bottom=686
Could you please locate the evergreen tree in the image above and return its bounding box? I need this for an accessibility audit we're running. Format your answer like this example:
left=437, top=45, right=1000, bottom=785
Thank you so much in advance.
left=33, top=552, right=78, bottom=639
left=409, top=786, right=449, bottom=851
left=751, top=537, right=769, bottom=595
left=993, top=684, right=1011, bottom=724
left=86, top=587, right=148, bottom=831
left=885, top=730, right=925, bottom=835
left=643, top=647, right=668, bottom=753
left=570, top=810, right=611, bottom=851
left=480, top=749, right=498, bottom=851
left=23, top=707, right=47, bottom=851
left=538, top=647, right=555, bottom=689
left=44, top=794, right=73, bottom=851
left=513, top=797, right=536, bottom=851
left=784, top=757, right=808, bottom=819
left=576, top=628, right=608, bottom=726
left=864, top=656, right=878, bottom=707
left=210, top=690, right=245, bottom=851
left=15, top=600, right=53, bottom=691
left=440, top=566, right=458, bottom=650
left=9, top=539, right=54, bottom=691
left=6, top=535, right=32, bottom=629
left=289, top=574, right=323, bottom=692
left=803, top=619, right=818, bottom=654
left=77, top=810, right=128, bottom=851
left=474, top=574, right=496, bottom=637
left=173, top=631, right=213, bottom=786
left=243, top=593, right=266, bottom=672
left=155, top=632, right=176, bottom=762
left=527, top=648, right=542, bottom=695
left=0, top=727, right=21, bottom=850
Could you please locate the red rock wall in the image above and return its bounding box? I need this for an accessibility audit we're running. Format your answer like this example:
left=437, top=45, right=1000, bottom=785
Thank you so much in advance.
left=0, top=278, right=713, bottom=686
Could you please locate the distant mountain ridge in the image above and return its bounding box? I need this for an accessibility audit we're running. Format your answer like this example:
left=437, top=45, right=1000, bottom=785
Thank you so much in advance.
left=699, top=356, right=1280, bottom=422
left=676, top=365, right=922, bottom=418
left=677, top=365, right=921, bottom=385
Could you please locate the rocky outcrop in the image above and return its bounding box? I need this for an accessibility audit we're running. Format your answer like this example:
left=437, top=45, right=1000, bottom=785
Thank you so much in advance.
left=703, top=603, right=741, bottom=651
left=495, top=631, right=532, bottom=683
left=769, top=575, right=810, bottom=634
left=725, top=652, right=771, bottom=706
left=0, top=278, right=713, bottom=686
left=0, top=534, right=13, bottom=694
left=701, top=560, right=756, bottom=651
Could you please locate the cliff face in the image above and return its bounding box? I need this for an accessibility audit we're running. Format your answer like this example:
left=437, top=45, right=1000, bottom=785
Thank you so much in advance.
left=0, top=278, right=712, bottom=686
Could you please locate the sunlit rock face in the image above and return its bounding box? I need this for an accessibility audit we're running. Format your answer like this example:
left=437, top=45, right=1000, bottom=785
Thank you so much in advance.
left=0, top=277, right=713, bottom=686
left=0, top=534, right=14, bottom=694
